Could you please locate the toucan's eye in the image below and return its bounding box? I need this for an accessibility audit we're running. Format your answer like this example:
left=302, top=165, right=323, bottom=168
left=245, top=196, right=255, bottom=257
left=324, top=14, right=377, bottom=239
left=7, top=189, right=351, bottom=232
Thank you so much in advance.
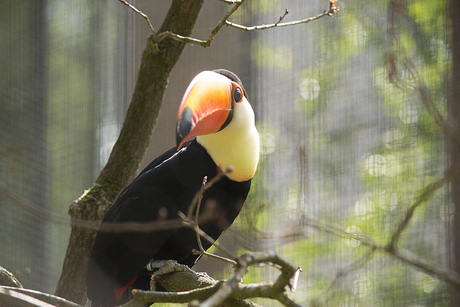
left=234, top=87, right=242, bottom=102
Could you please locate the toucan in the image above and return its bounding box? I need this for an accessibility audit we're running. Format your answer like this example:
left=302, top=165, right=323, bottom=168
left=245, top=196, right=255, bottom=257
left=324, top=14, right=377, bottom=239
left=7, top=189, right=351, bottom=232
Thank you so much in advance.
left=86, top=69, right=259, bottom=307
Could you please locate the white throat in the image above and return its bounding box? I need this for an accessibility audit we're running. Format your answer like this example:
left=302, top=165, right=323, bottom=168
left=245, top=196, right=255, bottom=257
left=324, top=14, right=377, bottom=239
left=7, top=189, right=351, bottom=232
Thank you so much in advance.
left=197, top=97, right=259, bottom=182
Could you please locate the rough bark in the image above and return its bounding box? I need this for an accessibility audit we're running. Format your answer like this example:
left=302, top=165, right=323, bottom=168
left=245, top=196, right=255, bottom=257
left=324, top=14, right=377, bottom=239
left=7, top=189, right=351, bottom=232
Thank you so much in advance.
left=54, top=0, right=204, bottom=304
left=131, top=271, right=259, bottom=307
left=450, top=0, right=460, bottom=305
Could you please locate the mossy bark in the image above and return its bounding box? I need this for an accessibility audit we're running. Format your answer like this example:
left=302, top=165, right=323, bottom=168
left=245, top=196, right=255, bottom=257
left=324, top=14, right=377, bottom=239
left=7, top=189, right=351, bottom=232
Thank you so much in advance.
left=54, top=0, right=204, bottom=304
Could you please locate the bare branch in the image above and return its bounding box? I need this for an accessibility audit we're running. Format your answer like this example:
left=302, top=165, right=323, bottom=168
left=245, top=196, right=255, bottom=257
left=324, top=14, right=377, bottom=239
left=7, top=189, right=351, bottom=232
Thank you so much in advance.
left=179, top=211, right=238, bottom=262
left=302, top=162, right=460, bottom=293
left=200, top=251, right=302, bottom=307
left=95, top=219, right=184, bottom=233
left=311, top=248, right=377, bottom=307
left=154, top=1, right=244, bottom=47
left=306, top=215, right=460, bottom=291
left=303, top=216, right=382, bottom=249
left=405, top=59, right=460, bottom=148
left=0, top=144, right=28, bottom=172
left=0, top=181, right=219, bottom=234
left=125, top=283, right=224, bottom=307
left=388, top=164, right=460, bottom=249
left=217, top=0, right=243, bottom=3
left=185, top=168, right=239, bottom=265
left=0, top=181, right=67, bottom=225
left=151, top=1, right=337, bottom=47
left=226, top=0, right=339, bottom=31
left=0, top=267, right=22, bottom=288
left=187, top=167, right=233, bottom=218
left=192, top=248, right=237, bottom=266
left=386, top=32, right=460, bottom=148
left=389, top=248, right=460, bottom=289
left=123, top=251, right=302, bottom=307
left=0, top=286, right=81, bottom=307
left=118, top=0, right=155, bottom=35
left=275, top=9, right=290, bottom=26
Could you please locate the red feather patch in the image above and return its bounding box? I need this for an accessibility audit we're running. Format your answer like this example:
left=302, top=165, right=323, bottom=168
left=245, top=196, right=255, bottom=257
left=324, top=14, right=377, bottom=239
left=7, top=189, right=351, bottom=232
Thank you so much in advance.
left=114, top=275, right=138, bottom=305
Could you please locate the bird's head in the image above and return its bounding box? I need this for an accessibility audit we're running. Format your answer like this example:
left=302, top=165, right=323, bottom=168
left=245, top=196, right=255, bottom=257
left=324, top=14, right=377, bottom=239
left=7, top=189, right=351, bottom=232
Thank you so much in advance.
left=176, top=69, right=259, bottom=182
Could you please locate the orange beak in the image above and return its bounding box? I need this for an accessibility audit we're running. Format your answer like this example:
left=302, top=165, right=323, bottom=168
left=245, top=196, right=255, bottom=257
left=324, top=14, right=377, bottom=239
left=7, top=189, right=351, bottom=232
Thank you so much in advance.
left=176, top=71, right=234, bottom=149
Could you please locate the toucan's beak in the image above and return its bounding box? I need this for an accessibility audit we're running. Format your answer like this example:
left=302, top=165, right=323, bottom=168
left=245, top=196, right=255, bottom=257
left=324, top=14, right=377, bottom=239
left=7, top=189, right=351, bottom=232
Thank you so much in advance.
left=176, top=71, right=234, bottom=149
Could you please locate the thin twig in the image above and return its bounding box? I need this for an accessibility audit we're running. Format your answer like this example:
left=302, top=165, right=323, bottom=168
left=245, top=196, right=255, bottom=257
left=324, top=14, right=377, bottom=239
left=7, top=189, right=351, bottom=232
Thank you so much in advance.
left=192, top=249, right=237, bottom=265
left=187, top=168, right=232, bottom=218
left=191, top=177, right=237, bottom=265
left=217, top=0, right=243, bottom=3
left=179, top=211, right=238, bottom=262
left=303, top=216, right=382, bottom=249
left=194, top=176, right=207, bottom=251
left=387, top=32, right=460, bottom=148
left=152, top=1, right=337, bottom=47
left=302, top=162, right=460, bottom=291
left=0, top=286, right=81, bottom=307
left=275, top=9, right=290, bottom=26
left=390, top=247, right=460, bottom=289
left=199, top=256, right=248, bottom=307
left=305, top=215, right=460, bottom=290
left=0, top=181, right=67, bottom=225
left=226, top=0, right=338, bottom=31
left=387, top=164, right=460, bottom=249
left=96, top=219, right=184, bottom=233
left=405, top=59, right=460, bottom=148
left=199, top=252, right=303, bottom=307
left=127, top=282, right=225, bottom=306
left=311, top=248, right=376, bottom=307
left=0, top=180, right=214, bottom=234
left=119, top=0, right=155, bottom=35
left=153, top=1, right=244, bottom=47
left=127, top=252, right=303, bottom=307
left=0, top=144, right=28, bottom=172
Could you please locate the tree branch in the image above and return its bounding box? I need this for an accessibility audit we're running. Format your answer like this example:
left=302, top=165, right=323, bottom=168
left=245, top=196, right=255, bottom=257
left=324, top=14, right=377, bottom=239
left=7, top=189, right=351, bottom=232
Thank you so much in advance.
left=311, top=248, right=377, bottom=306
left=405, top=58, right=460, bottom=148
left=179, top=212, right=238, bottom=263
left=118, top=0, right=155, bottom=35
left=52, top=0, right=340, bottom=305
left=123, top=251, right=303, bottom=307
left=386, top=31, right=460, bottom=149
left=217, top=0, right=243, bottom=3
left=148, top=0, right=339, bottom=48
left=186, top=170, right=238, bottom=266
left=387, top=164, right=460, bottom=249
left=303, top=163, right=460, bottom=291
left=226, top=0, right=339, bottom=31
left=389, top=248, right=460, bottom=289
left=303, top=216, right=383, bottom=249
left=0, top=286, right=81, bottom=307
left=153, top=1, right=244, bottom=47
left=55, top=0, right=205, bottom=304
left=0, top=267, right=22, bottom=288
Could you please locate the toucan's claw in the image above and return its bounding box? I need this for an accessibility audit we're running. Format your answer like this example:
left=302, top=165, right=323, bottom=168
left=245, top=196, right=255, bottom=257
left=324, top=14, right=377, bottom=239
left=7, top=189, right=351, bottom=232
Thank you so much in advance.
left=147, top=260, right=197, bottom=291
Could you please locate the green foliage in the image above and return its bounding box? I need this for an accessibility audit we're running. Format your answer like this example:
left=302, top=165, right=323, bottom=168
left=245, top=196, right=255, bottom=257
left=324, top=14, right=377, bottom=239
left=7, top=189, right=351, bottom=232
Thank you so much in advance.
left=242, top=0, right=451, bottom=305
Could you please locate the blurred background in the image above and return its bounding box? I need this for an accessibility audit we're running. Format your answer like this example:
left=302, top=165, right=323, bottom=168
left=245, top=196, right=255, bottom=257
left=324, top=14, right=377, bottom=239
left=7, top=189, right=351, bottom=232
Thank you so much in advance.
left=0, top=0, right=454, bottom=306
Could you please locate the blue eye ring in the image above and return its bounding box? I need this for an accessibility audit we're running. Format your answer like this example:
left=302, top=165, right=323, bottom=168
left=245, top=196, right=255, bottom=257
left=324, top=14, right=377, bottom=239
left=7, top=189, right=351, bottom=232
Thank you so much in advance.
left=234, top=87, right=242, bottom=102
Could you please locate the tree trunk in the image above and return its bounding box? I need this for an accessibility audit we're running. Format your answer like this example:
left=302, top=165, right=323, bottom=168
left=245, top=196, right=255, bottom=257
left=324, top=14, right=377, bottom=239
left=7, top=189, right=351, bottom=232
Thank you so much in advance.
left=54, top=0, right=204, bottom=304
left=449, top=0, right=460, bottom=305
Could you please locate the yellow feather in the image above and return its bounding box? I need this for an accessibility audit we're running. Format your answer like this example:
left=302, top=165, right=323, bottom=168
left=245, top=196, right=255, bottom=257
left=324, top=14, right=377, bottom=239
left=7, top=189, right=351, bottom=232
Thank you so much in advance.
left=197, top=97, right=259, bottom=182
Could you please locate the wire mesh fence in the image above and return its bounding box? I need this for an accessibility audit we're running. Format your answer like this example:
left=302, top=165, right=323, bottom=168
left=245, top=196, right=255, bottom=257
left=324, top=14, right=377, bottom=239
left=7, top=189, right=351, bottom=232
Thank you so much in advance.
left=0, top=0, right=454, bottom=306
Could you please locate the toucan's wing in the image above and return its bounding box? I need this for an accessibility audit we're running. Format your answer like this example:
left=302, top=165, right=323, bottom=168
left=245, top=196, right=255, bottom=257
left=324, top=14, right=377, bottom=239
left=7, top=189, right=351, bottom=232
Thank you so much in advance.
left=86, top=140, right=209, bottom=306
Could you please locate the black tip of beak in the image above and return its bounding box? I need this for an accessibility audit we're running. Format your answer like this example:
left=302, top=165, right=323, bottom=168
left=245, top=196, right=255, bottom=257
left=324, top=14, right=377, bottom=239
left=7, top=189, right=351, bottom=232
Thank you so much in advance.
left=176, top=106, right=193, bottom=149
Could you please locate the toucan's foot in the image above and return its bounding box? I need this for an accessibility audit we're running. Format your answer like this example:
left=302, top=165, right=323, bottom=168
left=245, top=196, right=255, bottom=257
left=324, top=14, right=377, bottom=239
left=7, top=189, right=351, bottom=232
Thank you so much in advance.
left=147, top=259, right=194, bottom=274
left=147, top=260, right=200, bottom=291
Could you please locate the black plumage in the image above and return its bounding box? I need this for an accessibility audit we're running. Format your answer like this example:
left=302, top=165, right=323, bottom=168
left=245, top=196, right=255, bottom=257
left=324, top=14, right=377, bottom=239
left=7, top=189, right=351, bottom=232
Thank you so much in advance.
left=86, top=139, right=251, bottom=307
